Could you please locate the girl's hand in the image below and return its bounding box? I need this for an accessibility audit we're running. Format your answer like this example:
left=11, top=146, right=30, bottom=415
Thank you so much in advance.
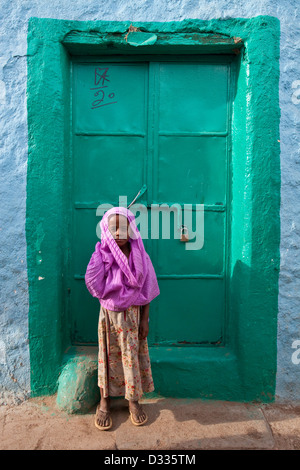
left=139, top=318, right=149, bottom=340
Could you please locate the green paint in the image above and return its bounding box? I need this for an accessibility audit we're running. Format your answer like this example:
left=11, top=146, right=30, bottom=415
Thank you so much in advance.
left=126, top=31, right=158, bottom=46
left=27, top=16, right=280, bottom=403
left=56, top=347, right=100, bottom=414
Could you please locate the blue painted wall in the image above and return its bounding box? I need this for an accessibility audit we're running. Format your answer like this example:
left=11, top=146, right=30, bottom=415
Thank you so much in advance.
left=0, top=0, right=299, bottom=402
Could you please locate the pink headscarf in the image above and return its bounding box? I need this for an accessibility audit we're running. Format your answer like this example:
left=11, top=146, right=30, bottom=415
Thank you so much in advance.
left=85, top=206, right=160, bottom=311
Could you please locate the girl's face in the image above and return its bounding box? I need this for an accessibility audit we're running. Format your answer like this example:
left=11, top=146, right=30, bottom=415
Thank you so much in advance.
left=108, top=214, right=130, bottom=247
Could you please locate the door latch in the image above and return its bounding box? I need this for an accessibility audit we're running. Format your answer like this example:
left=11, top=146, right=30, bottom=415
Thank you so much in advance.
left=127, top=184, right=147, bottom=209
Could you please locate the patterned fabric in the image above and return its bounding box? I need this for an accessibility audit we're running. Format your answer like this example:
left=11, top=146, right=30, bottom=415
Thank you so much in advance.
left=98, top=304, right=154, bottom=400
left=85, top=206, right=160, bottom=311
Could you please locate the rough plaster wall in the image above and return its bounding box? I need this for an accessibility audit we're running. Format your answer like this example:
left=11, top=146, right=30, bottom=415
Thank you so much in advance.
left=0, top=0, right=299, bottom=402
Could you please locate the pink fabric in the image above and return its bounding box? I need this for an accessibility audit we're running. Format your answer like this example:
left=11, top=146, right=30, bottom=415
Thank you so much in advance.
left=85, top=206, right=160, bottom=311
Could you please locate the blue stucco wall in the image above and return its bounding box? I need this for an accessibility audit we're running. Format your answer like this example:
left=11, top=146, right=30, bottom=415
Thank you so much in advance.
left=0, top=0, right=299, bottom=402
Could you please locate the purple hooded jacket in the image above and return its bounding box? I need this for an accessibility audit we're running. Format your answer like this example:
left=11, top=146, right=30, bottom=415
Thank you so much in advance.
left=85, top=206, right=160, bottom=311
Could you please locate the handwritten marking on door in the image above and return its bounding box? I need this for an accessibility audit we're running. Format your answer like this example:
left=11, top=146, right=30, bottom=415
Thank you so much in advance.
left=90, top=67, right=117, bottom=109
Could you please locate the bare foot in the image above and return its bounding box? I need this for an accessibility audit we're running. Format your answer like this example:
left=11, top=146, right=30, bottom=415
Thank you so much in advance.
left=95, top=397, right=111, bottom=429
left=129, top=400, right=148, bottom=425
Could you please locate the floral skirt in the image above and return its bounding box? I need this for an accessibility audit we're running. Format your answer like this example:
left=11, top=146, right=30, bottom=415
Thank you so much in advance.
left=98, top=304, right=154, bottom=401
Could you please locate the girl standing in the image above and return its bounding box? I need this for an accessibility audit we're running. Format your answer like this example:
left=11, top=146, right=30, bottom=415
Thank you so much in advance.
left=85, top=206, right=160, bottom=430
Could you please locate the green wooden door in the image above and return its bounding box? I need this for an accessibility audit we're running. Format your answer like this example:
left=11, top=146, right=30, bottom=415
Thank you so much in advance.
left=70, top=56, right=232, bottom=347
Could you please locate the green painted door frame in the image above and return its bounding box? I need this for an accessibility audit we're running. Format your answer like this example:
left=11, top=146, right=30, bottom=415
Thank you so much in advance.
left=26, top=16, right=280, bottom=401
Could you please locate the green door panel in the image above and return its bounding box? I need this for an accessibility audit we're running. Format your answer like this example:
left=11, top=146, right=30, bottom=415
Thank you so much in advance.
left=147, top=279, right=224, bottom=346
left=158, top=63, right=228, bottom=133
left=71, top=57, right=232, bottom=346
left=73, top=63, right=148, bottom=134
left=157, top=136, right=227, bottom=204
left=72, top=209, right=100, bottom=276
left=71, top=281, right=100, bottom=344
left=73, top=135, right=145, bottom=202
left=155, top=211, right=225, bottom=275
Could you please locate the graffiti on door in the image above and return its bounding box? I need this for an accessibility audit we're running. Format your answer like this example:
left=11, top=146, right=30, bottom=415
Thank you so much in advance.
left=90, top=67, right=117, bottom=110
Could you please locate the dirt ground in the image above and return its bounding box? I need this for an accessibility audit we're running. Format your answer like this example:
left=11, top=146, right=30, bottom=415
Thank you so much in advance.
left=1, top=394, right=300, bottom=450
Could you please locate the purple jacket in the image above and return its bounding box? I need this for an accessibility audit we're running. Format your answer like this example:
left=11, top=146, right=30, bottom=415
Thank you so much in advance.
left=85, top=206, right=160, bottom=311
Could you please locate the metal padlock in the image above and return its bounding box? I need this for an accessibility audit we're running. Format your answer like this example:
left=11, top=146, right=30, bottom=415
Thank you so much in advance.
left=180, top=224, right=189, bottom=242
